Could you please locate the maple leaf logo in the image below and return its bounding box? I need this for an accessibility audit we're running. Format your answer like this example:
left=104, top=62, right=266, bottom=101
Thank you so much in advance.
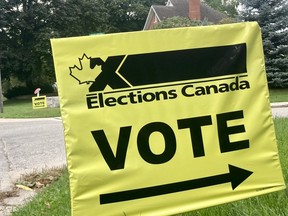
left=69, top=54, right=102, bottom=85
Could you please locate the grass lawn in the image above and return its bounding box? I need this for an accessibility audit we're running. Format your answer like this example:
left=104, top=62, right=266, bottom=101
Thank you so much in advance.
left=269, top=88, right=288, bottom=102
left=0, top=98, right=61, bottom=118
left=11, top=168, right=70, bottom=216
left=11, top=118, right=288, bottom=216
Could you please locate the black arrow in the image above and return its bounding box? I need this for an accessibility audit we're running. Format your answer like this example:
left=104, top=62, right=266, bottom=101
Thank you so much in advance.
left=100, top=164, right=253, bottom=205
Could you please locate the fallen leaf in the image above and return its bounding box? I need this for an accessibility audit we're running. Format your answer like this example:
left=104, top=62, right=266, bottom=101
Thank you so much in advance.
left=45, top=201, right=51, bottom=209
left=47, top=176, right=54, bottom=181
left=36, top=181, right=44, bottom=188
left=16, top=184, right=33, bottom=191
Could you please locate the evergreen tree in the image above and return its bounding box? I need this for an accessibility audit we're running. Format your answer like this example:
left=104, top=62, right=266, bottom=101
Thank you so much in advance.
left=239, top=0, right=288, bottom=88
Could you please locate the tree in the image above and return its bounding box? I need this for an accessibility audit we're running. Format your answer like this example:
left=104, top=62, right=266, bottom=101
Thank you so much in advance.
left=0, top=0, right=59, bottom=89
left=0, top=0, right=13, bottom=80
left=153, top=16, right=211, bottom=29
left=104, top=0, right=166, bottom=32
left=0, top=0, right=109, bottom=93
left=49, top=0, right=109, bottom=37
left=203, top=0, right=240, bottom=18
left=239, top=0, right=288, bottom=88
left=0, top=0, right=168, bottom=97
left=0, top=69, right=3, bottom=113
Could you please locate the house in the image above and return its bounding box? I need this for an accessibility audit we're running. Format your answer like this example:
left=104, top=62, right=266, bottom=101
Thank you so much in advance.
left=143, top=0, right=227, bottom=30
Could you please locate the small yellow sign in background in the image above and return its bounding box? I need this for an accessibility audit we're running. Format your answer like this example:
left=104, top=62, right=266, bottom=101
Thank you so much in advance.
left=51, top=22, right=285, bottom=216
left=32, top=96, right=47, bottom=109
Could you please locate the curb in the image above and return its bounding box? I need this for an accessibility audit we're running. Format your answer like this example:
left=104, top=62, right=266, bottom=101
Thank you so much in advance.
left=0, top=117, right=62, bottom=122
left=270, top=102, right=288, bottom=108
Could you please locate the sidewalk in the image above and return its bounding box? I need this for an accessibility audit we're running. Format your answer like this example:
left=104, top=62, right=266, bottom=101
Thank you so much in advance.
left=270, top=102, right=288, bottom=108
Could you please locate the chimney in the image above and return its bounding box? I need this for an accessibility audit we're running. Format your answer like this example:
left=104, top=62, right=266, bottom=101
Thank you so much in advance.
left=188, top=0, right=201, bottom=20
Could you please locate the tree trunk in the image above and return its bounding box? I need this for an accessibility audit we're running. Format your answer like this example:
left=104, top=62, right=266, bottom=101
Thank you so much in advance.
left=0, top=69, right=3, bottom=113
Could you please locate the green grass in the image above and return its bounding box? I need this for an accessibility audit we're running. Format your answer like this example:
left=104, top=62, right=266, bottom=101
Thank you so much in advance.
left=11, top=118, right=288, bottom=216
left=269, top=89, right=288, bottom=102
left=0, top=99, right=61, bottom=118
left=12, top=169, right=70, bottom=216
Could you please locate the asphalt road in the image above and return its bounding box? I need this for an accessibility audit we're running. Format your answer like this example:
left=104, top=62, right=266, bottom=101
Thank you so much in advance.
left=0, top=118, right=66, bottom=192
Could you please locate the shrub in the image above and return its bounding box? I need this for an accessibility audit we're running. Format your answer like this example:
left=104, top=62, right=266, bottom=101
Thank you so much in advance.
left=4, top=84, right=54, bottom=99
left=4, top=86, right=33, bottom=99
left=267, top=72, right=288, bottom=88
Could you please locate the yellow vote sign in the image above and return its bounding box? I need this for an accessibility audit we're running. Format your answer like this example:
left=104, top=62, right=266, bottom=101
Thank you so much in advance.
left=51, top=22, right=285, bottom=216
left=32, top=96, right=47, bottom=109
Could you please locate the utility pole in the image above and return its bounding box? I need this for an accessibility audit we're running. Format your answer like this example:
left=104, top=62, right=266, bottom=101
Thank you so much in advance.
left=0, top=69, right=3, bottom=113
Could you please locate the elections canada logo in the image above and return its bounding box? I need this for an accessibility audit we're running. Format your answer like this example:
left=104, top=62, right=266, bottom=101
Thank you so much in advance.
left=69, top=43, right=250, bottom=109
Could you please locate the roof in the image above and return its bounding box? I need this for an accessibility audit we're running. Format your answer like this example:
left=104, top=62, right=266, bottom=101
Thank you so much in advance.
left=143, top=0, right=226, bottom=29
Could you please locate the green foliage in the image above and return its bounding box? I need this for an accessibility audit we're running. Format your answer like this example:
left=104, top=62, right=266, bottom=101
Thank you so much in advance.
left=104, top=0, right=166, bottom=32
left=1, top=77, right=25, bottom=95
left=4, top=86, right=34, bottom=99
left=239, top=0, right=288, bottom=88
left=49, top=0, right=109, bottom=37
left=218, top=17, right=239, bottom=24
left=3, top=82, right=54, bottom=99
left=0, top=0, right=166, bottom=89
left=203, top=0, right=240, bottom=17
left=0, top=0, right=109, bottom=89
left=267, top=72, right=288, bottom=88
left=153, top=16, right=211, bottom=29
